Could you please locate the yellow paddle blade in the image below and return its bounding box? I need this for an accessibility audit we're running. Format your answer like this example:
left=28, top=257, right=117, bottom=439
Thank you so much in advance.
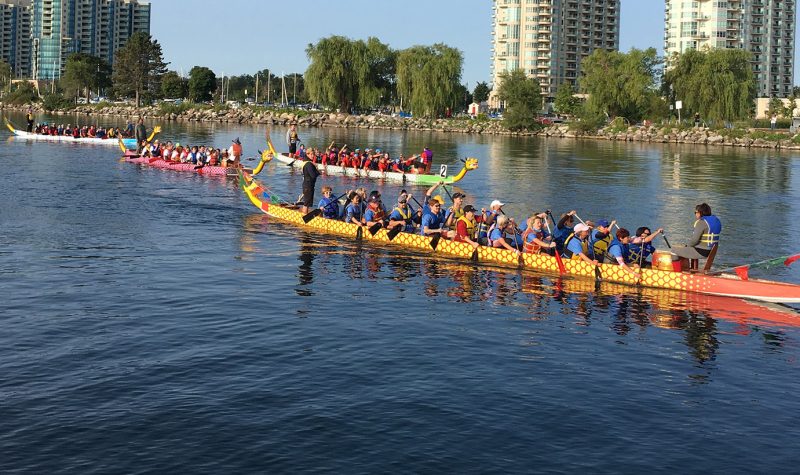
left=4, top=117, right=16, bottom=133
left=116, top=135, right=128, bottom=153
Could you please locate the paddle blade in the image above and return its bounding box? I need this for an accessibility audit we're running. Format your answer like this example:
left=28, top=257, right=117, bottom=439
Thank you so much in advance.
left=302, top=209, right=322, bottom=224
left=594, top=265, right=602, bottom=281
left=430, top=233, right=441, bottom=250
left=470, top=249, right=479, bottom=262
left=554, top=251, right=567, bottom=275
left=368, top=222, right=383, bottom=236
left=356, top=226, right=363, bottom=241
left=784, top=254, right=800, bottom=267
left=387, top=224, right=403, bottom=241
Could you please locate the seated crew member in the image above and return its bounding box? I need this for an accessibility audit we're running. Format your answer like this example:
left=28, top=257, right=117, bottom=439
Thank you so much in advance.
left=445, top=192, right=466, bottom=229
left=478, top=199, right=504, bottom=243
left=522, top=214, right=557, bottom=255
left=453, top=205, right=481, bottom=250
left=318, top=186, right=340, bottom=219
left=590, top=219, right=616, bottom=260
left=364, top=195, right=386, bottom=228
left=420, top=199, right=445, bottom=237
left=606, top=228, right=640, bottom=279
left=489, top=216, right=521, bottom=255
left=563, top=223, right=599, bottom=266
left=552, top=210, right=577, bottom=252
left=345, top=193, right=365, bottom=225
left=388, top=193, right=416, bottom=233
left=672, top=203, right=722, bottom=268
left=627, top=226, right=663, bottom=266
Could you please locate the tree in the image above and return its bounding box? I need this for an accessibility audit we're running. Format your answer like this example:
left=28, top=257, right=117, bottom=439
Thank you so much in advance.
left=112, top=32, right=168, bottom=106
left=580, top=48, right=661, bottom=122
left=396, top=44, right=463, bottom=117
left=553, top=82, right=581, bottom=116
left=473, top=81, right=490, bottom=103
left=768, top=96, right=784, bottom=118
left=663, top=48, right=754, bottom=123
left=188, top=66, right=216, bottom=102
left=62, top=53, right=112, bottom=103
left=784, top=90, right=798, bottom=119
left=161, top=71, right=188, bottom=99
left=496, top=69, right=542, bottom=131
left=305, top=36, right=395, bottom=112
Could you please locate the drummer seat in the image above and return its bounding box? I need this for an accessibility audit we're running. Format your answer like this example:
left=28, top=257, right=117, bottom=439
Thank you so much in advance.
left=690, top=243, right=718, bottom=274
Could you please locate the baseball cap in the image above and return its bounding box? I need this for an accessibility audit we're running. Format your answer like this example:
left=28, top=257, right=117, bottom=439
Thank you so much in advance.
left=597, top=219, right=610, bottom=228
left=433, top=195, right=445, bottom=205
left=463, top=205, right=477, bottom=213
left=490, top=200, right=504, bottom=208
left=574, top=223, right=590, bottom=233
left=452, top=192, right=466, bottom=199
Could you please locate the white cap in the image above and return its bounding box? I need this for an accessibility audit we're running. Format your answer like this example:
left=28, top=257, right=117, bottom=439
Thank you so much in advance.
left=490, top=200, right=504, bottom=208
left=574, top=223, right=590, bottom=233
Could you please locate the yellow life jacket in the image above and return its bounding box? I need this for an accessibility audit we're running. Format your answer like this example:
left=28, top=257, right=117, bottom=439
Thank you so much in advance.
left=393, top=206, right=412, bottom=221
left=564, top=232, right=588, bottom=260
left=456, top=215, right=477, bottom=241
left=591, top=231, right=612, bottom=260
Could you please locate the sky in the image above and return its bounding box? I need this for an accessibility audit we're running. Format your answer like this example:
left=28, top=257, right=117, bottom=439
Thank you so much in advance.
left=151, top=0, right=797, bottom=86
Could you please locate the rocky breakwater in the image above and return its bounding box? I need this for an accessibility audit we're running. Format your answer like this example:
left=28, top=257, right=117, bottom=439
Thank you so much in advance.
left=595, top=124, right=800, bottom=150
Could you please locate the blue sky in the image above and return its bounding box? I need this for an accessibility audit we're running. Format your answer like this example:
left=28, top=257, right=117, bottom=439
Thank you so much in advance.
left=151, top=0, right=795, bottom=86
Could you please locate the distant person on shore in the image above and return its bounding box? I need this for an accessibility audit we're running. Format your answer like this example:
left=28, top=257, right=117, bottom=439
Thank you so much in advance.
left=771, top=114, right=778, bottom=130
left=693, top=112, right=700, bottom=128
left=26, top=109, right=34, bottom=132
left=135, top=118, right=148, bottom=145
left=287, top=124, right=300, bottom=158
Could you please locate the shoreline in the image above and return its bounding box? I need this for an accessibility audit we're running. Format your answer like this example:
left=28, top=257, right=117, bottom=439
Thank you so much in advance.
left=3, top=103, right=800, bottom=151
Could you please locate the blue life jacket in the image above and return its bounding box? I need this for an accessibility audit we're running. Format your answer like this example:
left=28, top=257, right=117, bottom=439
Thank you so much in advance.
left=697, top=215, right=722, bottom=249
left=627, top=241, right=655, bottom=263
left=318, top=197, right=339, bottom=219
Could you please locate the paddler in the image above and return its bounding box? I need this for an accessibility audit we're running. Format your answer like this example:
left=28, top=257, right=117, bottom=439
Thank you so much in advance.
left=318, top=186, right=340, bottom=219
left=388, top=193, right=416, bottom=232
left=364, top=195, right=386, bottom=228
left=521, top=214, right=556, bottom=255
left=606, top=228, right=640, bottom=278
left=478, top=200, right=504, bottom=244
left=627, top=227, right=663, bottom=266
left=563, top=223, right=599, bottom=266
left=420, top=199, right=445, bottom=237
left=488, top=216, right=521, bottom=255
left=229, top=138, right=242, bottom=167
left=286, top=124, right=300, bottom=158
left=552, top=211, right=577, bottom=251
left=344, top=192, right=365, bottom=225
left=453, top=205, right=481, bottom=249
left=590, top=219, right=616, bottom=260
left=300, top=158, right=320, bottom=215
left=672, top=203, right=722, bottom=268
left=444, top=192, right=466, bottom=229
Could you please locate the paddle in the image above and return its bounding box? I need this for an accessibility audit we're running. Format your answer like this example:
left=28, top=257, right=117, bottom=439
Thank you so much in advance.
left=714, top=253, right=800, bottom=281
left=387, top=223, right=403, bottom=240
left=430, top=232, right=441, bottom=250
left=662, top=234, right=672, bottom=249
left=368, top=222, right=383, bottom=236
left=302, top=192, right=347, bottom=223
left=572, top=212, right=602, bottom=280
left=544, top=212, right=567, bottom=275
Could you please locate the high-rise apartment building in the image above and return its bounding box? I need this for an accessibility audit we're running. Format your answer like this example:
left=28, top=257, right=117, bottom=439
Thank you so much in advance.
left=664, top=0, right=795, bottom=98
left=0, top=0, right=31, bottom=77
left=490, top=0, right=620, bottom=106
left=30, top=0, right=150, bottom=80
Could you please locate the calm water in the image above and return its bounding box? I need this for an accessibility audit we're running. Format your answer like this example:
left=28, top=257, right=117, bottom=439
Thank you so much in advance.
left=2, top=112, right=800, bottom=473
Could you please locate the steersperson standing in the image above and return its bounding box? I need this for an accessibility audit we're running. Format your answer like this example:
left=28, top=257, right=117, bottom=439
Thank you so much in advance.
left=286, top=124, right=300, bottom=158
left=26, top=109, right=34, bottom=133
left=300, top=159, right=321, bottom=215
left=135, top=118, right=148, bottom=146
left=672, top=203, right=722, bottom=269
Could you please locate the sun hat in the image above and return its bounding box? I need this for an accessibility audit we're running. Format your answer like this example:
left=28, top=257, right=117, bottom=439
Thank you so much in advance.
left=574, top=223, right=590, bottom=233
left=433, top=195, right=445, bottom=205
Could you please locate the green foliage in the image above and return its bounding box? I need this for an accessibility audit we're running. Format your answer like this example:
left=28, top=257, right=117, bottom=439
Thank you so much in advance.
left=188, top=66, right=216, bottom=102
left=62, top=53, right=112, bottom=102
left=783, top=93, right=798, bottom=118
left=580, top=48, right=661, bottom=122
left=664, top=48, right=755, bottom=123
left=767, top=97, right=784, bottom=118
left=3, top=82, right=38, bottom=105
left=644, top=94, right=670, bottom=120
left=749, top=130, right=789, bottom=141
left=396, top=44, right=463, bottom=118
left=0, top=60, right=11, bottom=91
left=42, top=93, right=74, bottom=111
left=161, top=71, right=188, bottom=99
left=496, top=69, right=542, bottom=131
left=305, top=36, right=395, bottom=112
left=473, top=81, right=490, bottom=103
left=792, top=134, right=800, bottom=145
left=569, top=106, right=606, bottom=134
left=553, top=82, right=581, bottom=116
left=158, top=100, right=200, bottom=115
left=112, top=32, right=168, bottom=107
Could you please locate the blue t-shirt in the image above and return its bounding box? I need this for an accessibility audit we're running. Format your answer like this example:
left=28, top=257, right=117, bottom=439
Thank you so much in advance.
left=566, top=236, right=586, bottom=257
left=489, top=227, right=505, bottom=243
left=525, top=227, right=550, bottom=243
left=318, top=197, right=339, bottom=219
left=345, top=204, right=362, bottom=223
left=364, top=208, right=382, bottom=223
left=420, top=212, right=442, bottom=235
left=607, top=240, right=629, bottom=262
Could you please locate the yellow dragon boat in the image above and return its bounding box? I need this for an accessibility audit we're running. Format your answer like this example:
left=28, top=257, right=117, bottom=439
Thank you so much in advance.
left=239, top=169, right=800, bottom=304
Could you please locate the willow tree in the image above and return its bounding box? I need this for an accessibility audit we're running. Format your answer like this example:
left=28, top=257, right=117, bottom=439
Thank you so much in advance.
left=579, top=48, right=660, bottom=121
left=664, top=49, right=754, bottom=123
left=396, top=44, right=463, bottom=118
left=496, top=69, right=542, bottom=131
left=305, top=36, right=394, bottom=112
